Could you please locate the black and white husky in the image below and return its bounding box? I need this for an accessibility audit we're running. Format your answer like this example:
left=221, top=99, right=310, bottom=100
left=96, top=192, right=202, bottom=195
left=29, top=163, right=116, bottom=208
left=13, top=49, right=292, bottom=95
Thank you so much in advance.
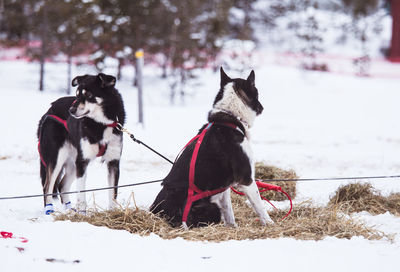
left=150, top=68, right=273, bottom=228
left=37, top=73, right=125, bottom=214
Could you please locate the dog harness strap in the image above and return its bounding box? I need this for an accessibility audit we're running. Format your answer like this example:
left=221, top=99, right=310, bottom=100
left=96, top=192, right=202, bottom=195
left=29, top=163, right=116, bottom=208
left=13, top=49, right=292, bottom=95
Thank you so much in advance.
left=48, top=115, right=69, bottom=131
left=38, top=104, right=118, bottom=167
left=182, top=123, right=228, bottom=225
left=97, top=144, right=107, bottom=157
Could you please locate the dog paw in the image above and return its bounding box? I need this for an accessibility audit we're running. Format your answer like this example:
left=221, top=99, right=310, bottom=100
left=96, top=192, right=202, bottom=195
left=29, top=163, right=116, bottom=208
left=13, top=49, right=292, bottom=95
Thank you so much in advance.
left=77, top=210, right=87, bottom=215
left=259, top=216, right=274, bottom=226
left=44, top=204, right=54, bottom=215
left=64, top=201, right=72, bottom=210
left=224, top=222, right=238, bottom=228
left=76, top=202, right=87, bottom=213
left=181, top=222, right=189, bottom=230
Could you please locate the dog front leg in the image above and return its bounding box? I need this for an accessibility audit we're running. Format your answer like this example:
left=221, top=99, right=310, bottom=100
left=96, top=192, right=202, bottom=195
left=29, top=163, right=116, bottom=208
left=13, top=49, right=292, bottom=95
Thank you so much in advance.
left=75, top=160, right=89, bottom=213
left=211, top=190, right=236, bottom=227
left=107, top=159, right=120, bottom=209
left=237, top=181, right=274, bottom=225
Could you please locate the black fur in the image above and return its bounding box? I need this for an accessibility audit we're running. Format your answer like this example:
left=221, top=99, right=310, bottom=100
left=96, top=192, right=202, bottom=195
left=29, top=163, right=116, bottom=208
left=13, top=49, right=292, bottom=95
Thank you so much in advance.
left=150, top=68, right=263, bottom=228
left=37, top=73, right=125, bottom=210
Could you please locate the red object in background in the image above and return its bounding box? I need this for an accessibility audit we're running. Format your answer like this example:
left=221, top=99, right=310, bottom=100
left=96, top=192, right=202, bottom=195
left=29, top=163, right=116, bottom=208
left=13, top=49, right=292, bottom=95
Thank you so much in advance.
left=1, top=231, right=28, bottom=243
left=390, top=0, right=400, bottom=62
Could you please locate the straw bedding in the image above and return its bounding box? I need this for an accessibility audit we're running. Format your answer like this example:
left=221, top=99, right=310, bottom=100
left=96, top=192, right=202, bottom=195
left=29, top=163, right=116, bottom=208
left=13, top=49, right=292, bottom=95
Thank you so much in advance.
left=55, top=166, right=399, bottom=242
left=255, top=163, right=297, bottom=201
left=328, top=183, right=400, bottom=216
left=55, top=193, right=388, bottom=242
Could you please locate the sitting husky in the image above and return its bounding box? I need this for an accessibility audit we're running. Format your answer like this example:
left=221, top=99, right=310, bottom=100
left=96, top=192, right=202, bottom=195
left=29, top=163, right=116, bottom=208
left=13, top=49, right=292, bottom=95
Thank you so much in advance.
left=37, top=73, right=125, bottom=214
left=150, top=68, right=273, bottom=228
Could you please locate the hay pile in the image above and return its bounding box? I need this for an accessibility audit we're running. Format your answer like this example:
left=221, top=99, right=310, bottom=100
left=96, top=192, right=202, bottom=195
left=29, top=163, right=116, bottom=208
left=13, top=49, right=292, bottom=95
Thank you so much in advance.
left=255, top=162, right=297, bottom=201
left=55, top=173, right=400, bottom=242
left=328, top=183, right=400, bottom=216
left=55, top=197, right=387, bottom=242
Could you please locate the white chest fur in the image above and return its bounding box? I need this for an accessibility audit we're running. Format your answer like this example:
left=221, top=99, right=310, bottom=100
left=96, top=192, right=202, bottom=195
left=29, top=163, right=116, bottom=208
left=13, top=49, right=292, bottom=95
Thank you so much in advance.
left=80, top=127, right=123, bottom=161
left=240, top=137, right=254, bottom=177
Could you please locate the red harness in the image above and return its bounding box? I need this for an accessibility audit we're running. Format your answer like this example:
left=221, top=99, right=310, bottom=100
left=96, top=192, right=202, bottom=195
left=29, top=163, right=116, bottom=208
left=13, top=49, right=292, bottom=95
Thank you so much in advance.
left=181, top=122, right=293, bottom=226
left=38, top=111, right=118, bottom=167
left=182, top=123, right=228, bottom=225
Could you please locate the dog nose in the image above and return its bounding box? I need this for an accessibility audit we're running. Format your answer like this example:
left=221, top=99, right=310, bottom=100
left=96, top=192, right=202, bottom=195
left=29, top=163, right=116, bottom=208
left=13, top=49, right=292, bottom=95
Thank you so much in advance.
left=257, top=103, right=264, bottom=115
left=69, top=107, right=77, bottom=115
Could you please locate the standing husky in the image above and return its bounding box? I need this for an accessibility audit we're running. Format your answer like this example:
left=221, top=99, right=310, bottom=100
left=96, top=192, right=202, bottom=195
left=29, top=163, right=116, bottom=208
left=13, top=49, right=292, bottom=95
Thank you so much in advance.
left=150, top=68, right=273, bottom=228
left=37, top=73, right=125, bottom=214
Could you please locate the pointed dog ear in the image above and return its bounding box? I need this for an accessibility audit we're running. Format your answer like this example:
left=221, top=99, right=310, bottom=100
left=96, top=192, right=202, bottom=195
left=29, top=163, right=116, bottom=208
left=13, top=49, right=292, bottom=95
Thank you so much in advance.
left=220, top=67, right=231, bottom=87
left=71, top=75, right=87, bottom=87
left=98, top=73, right=116, bottom=87
left=247, top=70, right=255, bottom=86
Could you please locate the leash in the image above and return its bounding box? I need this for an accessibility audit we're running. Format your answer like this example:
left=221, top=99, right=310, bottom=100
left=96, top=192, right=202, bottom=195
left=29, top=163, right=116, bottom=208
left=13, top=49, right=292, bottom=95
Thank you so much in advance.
left=116, top=123, right=174, bottom=164
left=0, top=179, right=163, bottom=201
left=257, top=174, right=400, bottom=182
left=231, top=181, right=293, bottom=221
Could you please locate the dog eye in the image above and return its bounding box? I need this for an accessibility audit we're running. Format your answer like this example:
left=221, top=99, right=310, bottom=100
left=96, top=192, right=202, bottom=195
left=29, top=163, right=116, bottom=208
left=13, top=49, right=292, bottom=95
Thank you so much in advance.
left=76, top=90, right=80, bottom=97
left=85, top=91, right=93, bottom=99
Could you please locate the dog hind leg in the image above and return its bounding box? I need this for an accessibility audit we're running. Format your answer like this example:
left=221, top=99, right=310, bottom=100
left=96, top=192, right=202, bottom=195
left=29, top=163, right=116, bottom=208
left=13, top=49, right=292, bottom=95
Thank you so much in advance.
left=107, top=159, right=120, bottom=209
left=211, top=190, right=236, bottom=227
left=237, top=180, right=274, bottom=225
left=43, top=163, right=64, bottom=215
left=58, top=161, right=76, bottom=210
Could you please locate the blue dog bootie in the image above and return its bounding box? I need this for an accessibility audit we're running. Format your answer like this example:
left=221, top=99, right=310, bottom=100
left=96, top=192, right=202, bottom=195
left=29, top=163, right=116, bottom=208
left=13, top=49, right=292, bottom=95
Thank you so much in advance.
left=44, top=204, right=54, bottom=215
left=64, top=201, right=72, bottom=210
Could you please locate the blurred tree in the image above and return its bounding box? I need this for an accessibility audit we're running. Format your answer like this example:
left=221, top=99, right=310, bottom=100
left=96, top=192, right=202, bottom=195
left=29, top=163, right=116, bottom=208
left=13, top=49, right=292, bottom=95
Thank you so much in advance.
left=151, top=0, right=232, bottom=104
left=0, top=0, right=32, bottom=43
left=0, top=0, right=255, bottom=98
left=53, top=0, right=96, bottom=94
left=230, top=0, right=258, bottom=41
left=295, top=1, right=327, bottom=71
left=340, top=0, right=386, bottom=76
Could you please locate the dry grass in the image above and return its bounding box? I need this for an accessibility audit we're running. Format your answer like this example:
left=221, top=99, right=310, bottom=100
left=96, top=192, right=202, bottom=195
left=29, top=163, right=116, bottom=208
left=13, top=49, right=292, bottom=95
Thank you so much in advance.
left=55, top=193, right=388, bottom=242
left=255, top=162, right=297, bottom=201
left=55, top=173, right=400, bottom=242
left=328, top=183, right=400, bottom=216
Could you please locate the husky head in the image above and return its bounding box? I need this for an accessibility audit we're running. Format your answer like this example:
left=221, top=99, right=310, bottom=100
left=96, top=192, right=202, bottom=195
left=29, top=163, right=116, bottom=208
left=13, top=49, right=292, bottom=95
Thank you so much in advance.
left=69, top=73, right=117, bottom=124
left=212, top=67, right=263, bottom=128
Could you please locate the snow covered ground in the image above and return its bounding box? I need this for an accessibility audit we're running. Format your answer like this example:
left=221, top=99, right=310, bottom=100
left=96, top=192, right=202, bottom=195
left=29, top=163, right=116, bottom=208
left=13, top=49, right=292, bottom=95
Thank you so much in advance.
left=1, top=57, right=400, bottom=271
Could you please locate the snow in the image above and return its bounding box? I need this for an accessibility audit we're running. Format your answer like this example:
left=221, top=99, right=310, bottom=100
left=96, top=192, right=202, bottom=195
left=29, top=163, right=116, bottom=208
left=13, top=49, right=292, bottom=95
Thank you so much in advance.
left=1, top=53, right=400, bottom=271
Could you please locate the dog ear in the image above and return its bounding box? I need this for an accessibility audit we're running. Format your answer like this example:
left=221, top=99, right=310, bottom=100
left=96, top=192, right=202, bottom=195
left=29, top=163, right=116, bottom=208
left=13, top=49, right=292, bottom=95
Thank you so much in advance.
left=71, top=75, right=86, bottom=87
left=98, top=73, right=116, bottom=87
left=247, top=70, right=255, bottom=86
left=220, top=67, right=231, bottom=87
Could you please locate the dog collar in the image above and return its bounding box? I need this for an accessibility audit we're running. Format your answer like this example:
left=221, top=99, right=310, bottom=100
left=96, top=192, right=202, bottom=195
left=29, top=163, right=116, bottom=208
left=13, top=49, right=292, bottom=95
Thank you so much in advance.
left=215, top=122, right=245, bottom=136
left=211, top=109, right=250, bottom=131
left=106, top=121, right=118, bottom=128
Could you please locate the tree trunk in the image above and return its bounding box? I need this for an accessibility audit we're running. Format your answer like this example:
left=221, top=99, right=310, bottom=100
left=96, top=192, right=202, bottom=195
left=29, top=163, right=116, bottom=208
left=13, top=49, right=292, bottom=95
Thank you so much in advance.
left=39, top=2, right=48, bottom=91
left=67, top=53, right=72, bottom=94
left=117, top=58, right=123, bottom=80
left=39, top=52, right=45, bottom=91
left=390, top=0, right=400, bottom=61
